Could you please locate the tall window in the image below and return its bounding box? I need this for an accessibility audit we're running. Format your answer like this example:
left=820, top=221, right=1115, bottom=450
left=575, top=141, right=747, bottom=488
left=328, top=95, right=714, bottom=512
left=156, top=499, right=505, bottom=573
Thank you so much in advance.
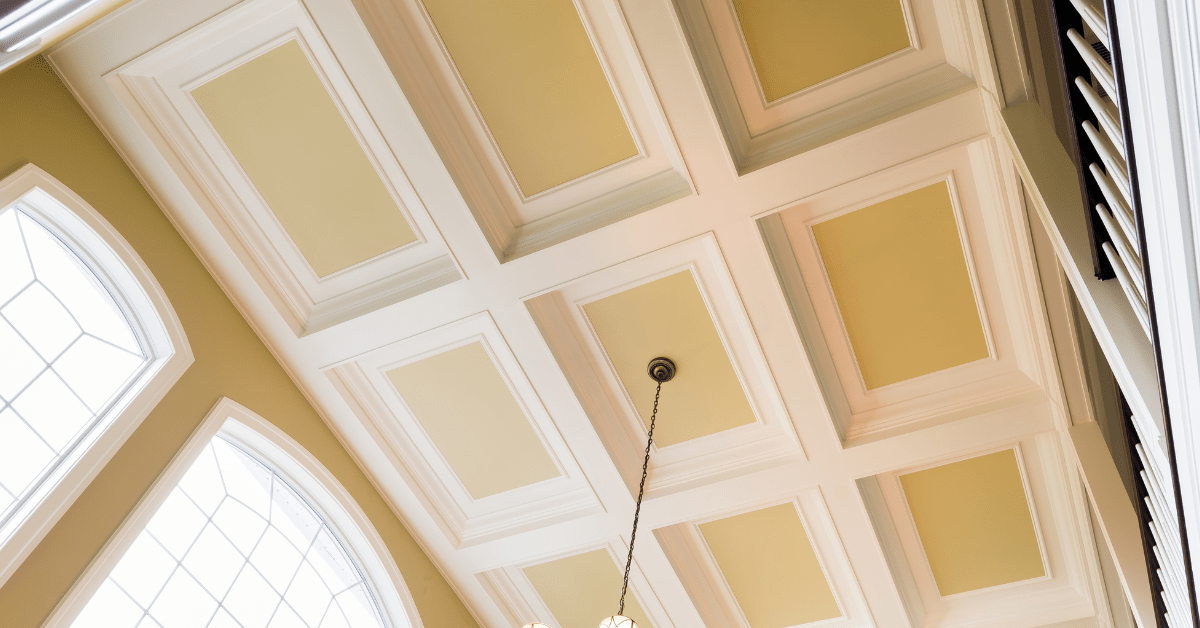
left=0, top=205, right=148, bottom=532
left=72, top=434, right=390, bottom=628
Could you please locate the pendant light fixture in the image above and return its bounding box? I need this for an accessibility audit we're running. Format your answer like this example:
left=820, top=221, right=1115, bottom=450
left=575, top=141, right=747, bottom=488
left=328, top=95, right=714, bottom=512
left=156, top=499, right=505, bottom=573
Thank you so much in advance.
left=523, top=356, right=676, bottom=628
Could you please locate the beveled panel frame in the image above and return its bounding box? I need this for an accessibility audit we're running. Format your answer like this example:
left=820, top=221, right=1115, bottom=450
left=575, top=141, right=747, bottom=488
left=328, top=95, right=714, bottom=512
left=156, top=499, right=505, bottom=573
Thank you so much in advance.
left=655, top=488, right=874, bottom=628
left=325, top=312, right=600, bottom=547
left=105, top=0, right=461, bottom=337
left=477, top=539, right=677, bottom=628
left=673, top=0, right=979, bottom=174
left=860, top=435, right=1096, bottom=627
left=525, top=233, right=802, bottom=497
left=353, top=0, right=693, bottom=262
left=760, top=141, right=1050, bottom=443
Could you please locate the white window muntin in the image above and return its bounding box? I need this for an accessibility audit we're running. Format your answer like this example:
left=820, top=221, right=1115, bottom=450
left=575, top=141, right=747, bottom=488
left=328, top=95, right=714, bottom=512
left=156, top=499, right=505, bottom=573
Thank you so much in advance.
left=0, top=164, right=191, bottom=589
left=71, top=434, right=390, bottom=628
left=0, top=202, right=152, bottom=538
left=44, top=398, right=420, bottom=628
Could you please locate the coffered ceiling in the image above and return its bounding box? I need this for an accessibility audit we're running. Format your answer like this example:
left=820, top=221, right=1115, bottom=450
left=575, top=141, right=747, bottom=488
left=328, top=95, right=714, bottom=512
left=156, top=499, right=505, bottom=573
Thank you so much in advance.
left=46, top=0, right=1120, bottom=626
left=191, top=38, right=419, bottom=278
left=698, top=503, right=841, bottom=627
left=731, top=0, right=911, bottom=101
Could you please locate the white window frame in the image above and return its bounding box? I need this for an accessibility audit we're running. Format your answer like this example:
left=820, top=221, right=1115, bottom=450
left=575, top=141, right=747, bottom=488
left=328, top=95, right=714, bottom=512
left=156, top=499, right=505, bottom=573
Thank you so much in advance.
left=42, top=397, right=424, bottom=628
left=0, top=164, right=192, bottom=589
left=1112, top=0, right=1200, bottom=603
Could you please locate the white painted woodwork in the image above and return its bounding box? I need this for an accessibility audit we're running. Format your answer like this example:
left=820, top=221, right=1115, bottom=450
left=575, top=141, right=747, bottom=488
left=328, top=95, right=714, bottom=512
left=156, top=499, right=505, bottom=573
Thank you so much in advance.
left=104, top=0, right=462, bottom=337
left=325, top=312, right=601, bottom=547
left=1070, top=421, right=1156, bottom=628
left=762, top=142, right=1054, bottom=443
left=1000, top=102, right=1166, bottom=469
left=351, top=0, right=693, bottom=262
left=673, top=0, right=978, bottom=174
left=42, top=0, right=1133, bottom=626
left=863, top=435, right=1098, bottom=628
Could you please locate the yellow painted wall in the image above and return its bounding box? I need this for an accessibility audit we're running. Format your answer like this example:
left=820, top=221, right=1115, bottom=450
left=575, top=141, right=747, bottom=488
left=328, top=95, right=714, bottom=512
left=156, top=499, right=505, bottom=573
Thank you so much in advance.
left=0, top=57, right=478, bottom=628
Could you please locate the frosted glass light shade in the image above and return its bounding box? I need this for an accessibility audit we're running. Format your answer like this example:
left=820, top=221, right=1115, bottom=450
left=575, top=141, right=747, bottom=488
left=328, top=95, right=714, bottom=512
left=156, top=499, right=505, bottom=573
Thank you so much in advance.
left=598, top=616, right=639, bottom=628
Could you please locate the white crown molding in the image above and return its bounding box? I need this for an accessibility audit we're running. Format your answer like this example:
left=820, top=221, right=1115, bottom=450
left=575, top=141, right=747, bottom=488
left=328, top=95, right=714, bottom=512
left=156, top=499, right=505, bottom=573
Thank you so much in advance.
left=104, top=0, right=463, bottom=337
left=478, top=538, right=678, bottom=628
left=0, top=164, right=192, bottom=591
left=672, top=0, right=981, bottom=175
left=863, top=436, right=1096, bottom=628
left=526, top=233, right=803, bottom=497
left=42, top=397, right=424, bottom=628
left=350, top=0, right=694, bottom=262
left=759, top=139, right=1052, bottom=443
left=656, top=488, right=874, bottom=628
left=325, top=312, right=602, bottom=548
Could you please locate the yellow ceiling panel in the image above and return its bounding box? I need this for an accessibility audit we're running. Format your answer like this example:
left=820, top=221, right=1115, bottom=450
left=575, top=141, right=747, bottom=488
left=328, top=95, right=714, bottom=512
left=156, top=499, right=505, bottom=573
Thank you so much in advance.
left=421, top=0, right=638, bottom=196
left=524, top=549, right=654, bottom=628
left=700, top=504, right=841, bottom=628
left=386, top=342, right=560, bottom=499
left=732, top=0, right=911, bottom=101
left=583, top=271, right=756, bottom=447
left=192, top=40, right=417, bottom=277
left=900, top=449, right=1045, bottom=595
left=811, top=181, right=989, bottom=389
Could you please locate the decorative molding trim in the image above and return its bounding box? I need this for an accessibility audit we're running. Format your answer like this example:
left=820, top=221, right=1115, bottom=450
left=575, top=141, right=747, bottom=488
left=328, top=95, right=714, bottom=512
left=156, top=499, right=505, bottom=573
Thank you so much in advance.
left=104, top=0, right=462, bottom=337
left=864, top=436, right=1095, bottom=627
left=0, top=164, right=192, bottom=591
left=42, top=397, right=425, bottom=628
left=325, top=312, right=602, bottom=548
left=525, top=233, right=803, bottom=497
left=655, top=488, right=873, bottom=628
left=351, top=0, right=694, bottom=262
left=999, top=103, right=1166, bottom=457
left=671, top=0, right=979, bottom=175
left=759, top=140, right=1050, bottom=442
left=478, top=539, right=677, bottom=628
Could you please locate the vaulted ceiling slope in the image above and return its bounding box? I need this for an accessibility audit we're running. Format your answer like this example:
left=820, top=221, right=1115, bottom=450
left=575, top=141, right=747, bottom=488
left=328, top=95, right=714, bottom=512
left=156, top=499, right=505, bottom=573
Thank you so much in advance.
left=0, top=58, right=475, bottom=628
left=39, top=0, right=1123, bottom=627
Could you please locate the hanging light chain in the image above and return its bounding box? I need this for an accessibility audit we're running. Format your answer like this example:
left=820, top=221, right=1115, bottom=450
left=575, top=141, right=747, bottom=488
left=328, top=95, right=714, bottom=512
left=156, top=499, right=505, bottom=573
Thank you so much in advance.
left=618, top=379, right=662, bottom=616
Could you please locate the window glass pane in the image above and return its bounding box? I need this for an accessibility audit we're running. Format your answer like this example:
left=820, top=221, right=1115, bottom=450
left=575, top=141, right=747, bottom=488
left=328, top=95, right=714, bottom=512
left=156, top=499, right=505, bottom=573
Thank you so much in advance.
left=0, top=209, right=33, bottom=305
left=0, top=207, right=148, bottom=532
left=72, top=437, right=390, bottom=628
left=2, top=282, right=81, bottom=361
left=0, top=318, right=45, bottom=402
left=0, top=408, right=56, bottom=496
left=19, top=212, right=140, bottom=354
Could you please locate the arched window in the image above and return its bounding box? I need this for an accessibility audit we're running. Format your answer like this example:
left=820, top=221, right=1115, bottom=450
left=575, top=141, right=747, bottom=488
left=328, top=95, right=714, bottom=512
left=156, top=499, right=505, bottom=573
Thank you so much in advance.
left=56, top=399, right=417, bottom=628
left=0, top=165, right=190, bottom=584
left=0, top=203, right=147, bottom=530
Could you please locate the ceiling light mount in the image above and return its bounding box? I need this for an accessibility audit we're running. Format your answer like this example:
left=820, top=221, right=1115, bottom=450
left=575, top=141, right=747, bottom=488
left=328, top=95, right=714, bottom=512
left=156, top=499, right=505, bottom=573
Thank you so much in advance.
left=646, top=356, right=676, bottom=383
left=525, top=357, right=677, bottom=628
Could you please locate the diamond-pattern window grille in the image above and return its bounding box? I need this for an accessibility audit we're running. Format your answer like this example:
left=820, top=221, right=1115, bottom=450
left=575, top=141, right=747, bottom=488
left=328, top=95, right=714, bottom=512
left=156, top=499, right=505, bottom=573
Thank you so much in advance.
left=71, top=436, right=390, bottom=628
left=0, top=206, right=147, bottom=531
